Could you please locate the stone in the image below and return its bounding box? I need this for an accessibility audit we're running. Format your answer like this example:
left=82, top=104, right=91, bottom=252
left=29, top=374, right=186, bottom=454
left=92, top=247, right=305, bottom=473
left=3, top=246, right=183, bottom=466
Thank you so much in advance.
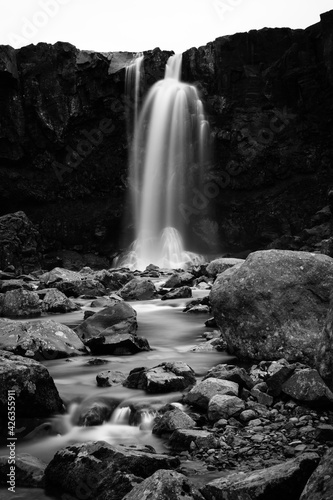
left=201, top=453, right=319, bottom=500
left=316, top=297, right=333, bottom=390
left=122, top=469, right=204, bottom=500
left=203, top=364, right=254, bottom=389
left=96, top=370, right=126, bottom=387
left=266, top=365, right=296, bottom=397
left=251, top=388, right=274, bottom=406
left=164, top=272, right=195, bottom=288
left=206, top=258, right=244, bottom=278
left=0, top=350, right=64, bottom=417
left=90, top=294, right=123, bottom=308
left=314, top=424, right=333, bottom=442
left=0, top=289, right=41, bottom=317
left=87, top=333, right=150, bottom=356
left=0, top=453, right=46, bottom=488
left=78, top=402, right=118, bottom=426
left=153, top=407, right=196, bottom=435
left=75, top=302, right=138, bottom=351
left=44, top=441, right=180, bottom=500
left=40, top=267, right=106, bottom=297
left=41, top=288, right=79, bottom=313
left=169, top=429, right=220, bottom=451
left=208, top=395, right=245, bottom=421
left=161, top=286, right=192, bottom=300
left=282, top=369, right=333, bottom=407
left=124, top=362, right=196, bottom=393
left=0, top=212, right=41, bottom=273
left=93, top=270, right=133, bottom=290
left=185, top=378, right=239, bottom=410
left=239, top=409, right=258, bottom=423
left=0, top=318, right=86, bottom=359
left=210, top=250, right=333, bottom=364
left=0, top=279, right=35, bottom=292
left=120, top=277, right=157, bottom=300
left=300, top=449, right=333, bottom=500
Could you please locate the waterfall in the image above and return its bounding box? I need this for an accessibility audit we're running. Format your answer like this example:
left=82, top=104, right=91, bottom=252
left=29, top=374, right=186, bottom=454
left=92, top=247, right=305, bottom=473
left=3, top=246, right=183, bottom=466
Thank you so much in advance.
left=119, top=53, right=210, bottom=270
left=125, top=52, right=144, bottom=139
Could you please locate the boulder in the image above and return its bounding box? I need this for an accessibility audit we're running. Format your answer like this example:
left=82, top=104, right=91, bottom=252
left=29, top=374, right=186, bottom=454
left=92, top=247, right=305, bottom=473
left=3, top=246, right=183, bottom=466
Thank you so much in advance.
left=281, top=368, right=333, bottom=407
left=40, top=267, right=82, bottom=284
left=164, top=272, right=195, bottom=288
left=169, top=429, right=220, bottom=451
left=161, top=286, right=192, bottom=300
left=120, top=277, right=157, bottom=300
left=44, top=441, right=180, bottom=500
left=122, top=469, right=204, bottom=500
left=203, top=364, right=254, bottom=389
left=0, top=289, right=41, bottom=317
left=0, top=350, right=64, bottom=417
left=40, top=288, right=79, bottom=313
left=124, top=362, right=196, bottom=393
left=85, top=333, right=150, bottom=356
left=0, top=453, right=46, bottom=488
left=75, top=302, right=137, bottom=341
left=300, top=449, right=333, bottom=500
left=200, top=453, right=319, bottom=500
left=0, top=279, right=35, bottom=292
left=210, top=250, right=333, bottom=364
left=206, top=258, right=244, bottom=278
left=40, top=267, right=106, bottom=297
left=78, top=402, right=116, bottom=426
left=0, top=318, right=86, bottom=359
left=96, top=370, right=126, bottom=387
left=90, top=294, right=123, bottom=308
left=0, top=211, right=41, bottom=273
left=316, top=298, right=333, bottom=389
left=185, top=378, right=239, bottom=410
left=208, top=394, right=245, bottom=421
left=94, top=270, right=133, bottom=290
left=152, top=407, right=196, bottom=435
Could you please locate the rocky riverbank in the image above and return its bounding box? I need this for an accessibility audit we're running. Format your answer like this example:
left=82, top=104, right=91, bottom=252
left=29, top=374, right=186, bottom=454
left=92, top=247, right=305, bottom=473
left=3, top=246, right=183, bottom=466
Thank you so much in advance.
left=0, top=250, right=333, bottom=499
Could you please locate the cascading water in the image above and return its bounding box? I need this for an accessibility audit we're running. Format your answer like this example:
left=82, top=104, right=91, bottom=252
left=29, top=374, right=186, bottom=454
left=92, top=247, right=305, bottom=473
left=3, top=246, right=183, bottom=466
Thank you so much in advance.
left=125, top=52, right=144, bottom=139
left=119, top=53, right=210, bottom=270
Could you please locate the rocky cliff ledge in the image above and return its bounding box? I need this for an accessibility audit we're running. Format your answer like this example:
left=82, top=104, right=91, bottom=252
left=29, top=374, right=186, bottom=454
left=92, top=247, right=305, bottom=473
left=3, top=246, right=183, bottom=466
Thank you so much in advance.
left=0, top=10, right=332, bottom=258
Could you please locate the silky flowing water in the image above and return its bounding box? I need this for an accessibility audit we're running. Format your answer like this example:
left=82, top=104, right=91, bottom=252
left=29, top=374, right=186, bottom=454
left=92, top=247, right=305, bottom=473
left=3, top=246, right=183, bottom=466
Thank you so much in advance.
left=0, top=291, right=235, bottom=499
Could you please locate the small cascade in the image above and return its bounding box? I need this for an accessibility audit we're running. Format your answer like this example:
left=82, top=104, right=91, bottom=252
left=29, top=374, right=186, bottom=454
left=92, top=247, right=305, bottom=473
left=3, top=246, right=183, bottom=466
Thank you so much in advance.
left=139, top=410, right=157, bottom=431
left=118, top=53, right=211, bottom=270
left=110, top=406, right=131, bottom=425
left=125, top=52, right=144, bottom=139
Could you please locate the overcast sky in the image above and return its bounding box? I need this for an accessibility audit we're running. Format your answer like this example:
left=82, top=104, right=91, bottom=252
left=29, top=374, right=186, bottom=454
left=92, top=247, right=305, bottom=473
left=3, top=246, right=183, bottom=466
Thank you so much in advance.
left=1, top=0, right=332, bottom=53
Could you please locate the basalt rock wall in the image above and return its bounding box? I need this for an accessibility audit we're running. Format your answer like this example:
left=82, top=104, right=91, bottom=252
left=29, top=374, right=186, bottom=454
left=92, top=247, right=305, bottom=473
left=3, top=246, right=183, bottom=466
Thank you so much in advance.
left=0, top=10, right=332, bottom=258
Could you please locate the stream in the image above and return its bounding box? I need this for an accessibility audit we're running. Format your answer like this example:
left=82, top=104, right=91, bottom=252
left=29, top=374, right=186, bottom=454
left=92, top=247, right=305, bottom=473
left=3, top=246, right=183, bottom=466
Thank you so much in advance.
left=1, top=289, right=236, bottom=499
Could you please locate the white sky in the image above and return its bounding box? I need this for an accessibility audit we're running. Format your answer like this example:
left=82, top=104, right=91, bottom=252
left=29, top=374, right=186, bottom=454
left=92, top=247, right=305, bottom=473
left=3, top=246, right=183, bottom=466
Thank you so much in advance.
left=1, top=0, right=333, bottom=53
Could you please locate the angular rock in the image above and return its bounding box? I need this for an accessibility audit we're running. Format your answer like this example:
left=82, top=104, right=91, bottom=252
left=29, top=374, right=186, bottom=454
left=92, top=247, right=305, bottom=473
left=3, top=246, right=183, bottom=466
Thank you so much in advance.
left=0, top=211, right=41, bottom=273
left=96, top=370, right=126, bottom=387
left=75, top=302, right=137, bottom=341
left=0, top=318, right=86, bottom=359
left=185, top=378, right=239, bottom=410
left=153, top=407, right=196, bottom=435
left=44, top=441, right=180, bottom=500
left=124, top=362, right=196, bottom=393
left=122, top=469, right=204, bottom=500
left=206, top=258, right=244, bottom=278
left=0, top=453, right=46, bottom=488
left=93, top=270, right=133, bottom=290
left=300, top=449, right=333, bottom=500
left=266, top=365, right=296, bottom=397
left=0, top=350, right=64, bottom=417
left=208, top=394, right=245, bottom=421
left=282, top=369, right=333, bottom=407
left=169, top=429, right=220, bottom=451
left=120, top=278, right=157, bottom=300
left=203, top=364, right=254, bottom=389
left=201, top=453, right=320, bottom=500
left=0, top=279, right=35, bottom=293
left=210, top=250, right=333, bottom=364
left=164, top=272, right=195, bottom=288
left=161, top=286, right=192, bottom=300
left=41, top=288, right=79, bottom=313
left=0, top=289, right=41, bottom=317
left=87, top=333, right=150, bottom=355
left=40, top=267, right=82, bottom=285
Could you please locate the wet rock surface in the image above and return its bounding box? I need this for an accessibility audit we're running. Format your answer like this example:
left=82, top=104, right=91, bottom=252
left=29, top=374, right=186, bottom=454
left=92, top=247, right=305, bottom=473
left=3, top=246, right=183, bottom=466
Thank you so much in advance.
left=124, top=362, right=196, bottom=393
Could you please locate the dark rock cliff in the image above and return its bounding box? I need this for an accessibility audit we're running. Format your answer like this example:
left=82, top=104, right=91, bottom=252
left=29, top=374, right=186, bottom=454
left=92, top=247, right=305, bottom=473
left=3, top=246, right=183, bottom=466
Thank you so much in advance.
left=0, top=10, right=332, bottom=259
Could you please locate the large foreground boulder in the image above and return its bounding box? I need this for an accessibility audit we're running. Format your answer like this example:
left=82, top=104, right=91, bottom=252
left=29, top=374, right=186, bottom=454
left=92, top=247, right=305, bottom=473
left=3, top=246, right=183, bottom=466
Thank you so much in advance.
left=210, top=250, right=333, bottom=364
left=44, top=441, right=180, bottom=500
left=201, top=453, right=319, bottom=500
left=75, top=302, right=150, bottom=354
left=0, top=350, right=64, bottom=417
left=122, top=469, right=204, bottom=500
left=0, top=318, right=86, bottom=359
left=0, top=211, right=41, bottom=273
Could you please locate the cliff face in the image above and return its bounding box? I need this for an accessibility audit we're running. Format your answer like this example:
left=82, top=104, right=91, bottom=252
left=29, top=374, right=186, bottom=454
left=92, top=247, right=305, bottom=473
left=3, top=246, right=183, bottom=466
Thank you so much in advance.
left=0, top=10, right=332, bottom=258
